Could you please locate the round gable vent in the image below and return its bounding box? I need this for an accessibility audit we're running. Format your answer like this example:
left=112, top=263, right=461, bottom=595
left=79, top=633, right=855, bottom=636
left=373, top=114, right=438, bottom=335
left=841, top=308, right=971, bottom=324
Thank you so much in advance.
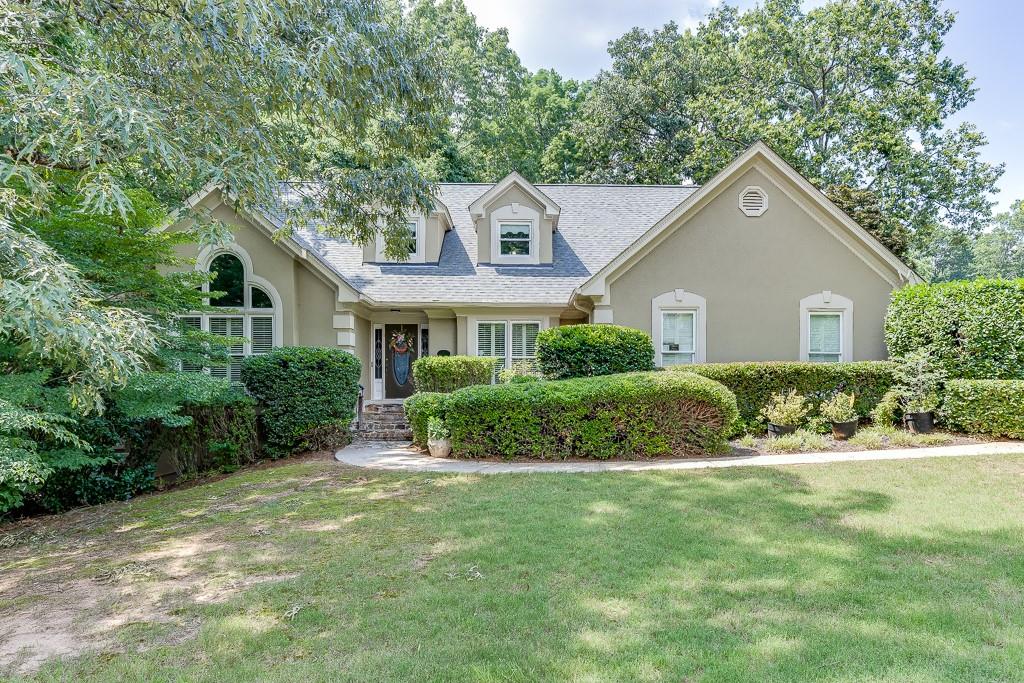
left=738, top=186, right=768, bottom=217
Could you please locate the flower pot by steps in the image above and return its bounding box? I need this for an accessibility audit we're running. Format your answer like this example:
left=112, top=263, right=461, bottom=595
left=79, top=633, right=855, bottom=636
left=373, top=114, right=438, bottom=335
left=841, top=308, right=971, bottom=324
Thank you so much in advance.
left=903, top=411, right=935, bottom=434
left=427, top=438, right=452, bottom=458
left=831, top=419, right=859, bottom=440
left=766, top=423, right=798, bottom=438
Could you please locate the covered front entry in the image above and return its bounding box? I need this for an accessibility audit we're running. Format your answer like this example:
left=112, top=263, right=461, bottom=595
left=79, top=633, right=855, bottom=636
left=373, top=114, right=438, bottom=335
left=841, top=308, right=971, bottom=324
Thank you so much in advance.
left=383, top=323, right=418, bottom=399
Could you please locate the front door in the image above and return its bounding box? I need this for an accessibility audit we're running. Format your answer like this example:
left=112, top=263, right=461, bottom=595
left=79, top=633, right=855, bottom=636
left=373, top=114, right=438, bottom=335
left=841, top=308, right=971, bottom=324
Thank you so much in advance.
left=384, top=324, right=418, bottom=399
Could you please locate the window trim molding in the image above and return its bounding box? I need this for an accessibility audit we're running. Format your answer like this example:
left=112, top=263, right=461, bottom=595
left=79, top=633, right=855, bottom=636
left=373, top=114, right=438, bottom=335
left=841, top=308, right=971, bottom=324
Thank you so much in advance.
left=652, top=289, right=707, bottom=366
left=374, top=214, right=426, bottom=263
left=193, top=243, right=283, bottom=349
left=489, top=202, right=541, bottom=265
left=799, top=291, right=853, bottom=362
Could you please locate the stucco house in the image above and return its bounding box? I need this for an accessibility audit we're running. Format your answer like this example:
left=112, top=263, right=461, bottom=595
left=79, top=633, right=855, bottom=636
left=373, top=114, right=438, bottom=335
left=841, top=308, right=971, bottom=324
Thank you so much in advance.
left=168, top=142, right=920, bottom=404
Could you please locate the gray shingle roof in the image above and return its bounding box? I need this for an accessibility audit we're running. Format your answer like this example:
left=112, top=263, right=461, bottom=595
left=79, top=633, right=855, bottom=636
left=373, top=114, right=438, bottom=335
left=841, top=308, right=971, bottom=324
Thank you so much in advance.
left=285, top=182, right=697, bottom=306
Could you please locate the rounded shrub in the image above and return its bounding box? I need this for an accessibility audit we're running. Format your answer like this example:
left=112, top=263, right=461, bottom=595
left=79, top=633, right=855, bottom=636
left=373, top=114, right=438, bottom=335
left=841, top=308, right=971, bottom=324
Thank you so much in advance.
left=412, top=355, right=496, bottom=393
left=242, top=347, right=361, bottom=455
left=442, top=371, right=738, bottom=460
left=535, top=324, right=655, bottom=379
left=886, top=278, right=1024, bottom=380
left=404, top=391, right=449, bottom=447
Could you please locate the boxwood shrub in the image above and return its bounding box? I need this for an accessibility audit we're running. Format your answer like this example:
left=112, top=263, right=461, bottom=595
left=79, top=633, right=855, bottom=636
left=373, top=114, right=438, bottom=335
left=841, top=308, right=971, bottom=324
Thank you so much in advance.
left=442, top=371, right=738, bottom=460
left=886, top=278, right=1024, bottom=379
left=242, top=347, right=361, bottom=455
left=535, top=324, right=655, bottom=379
left=412, top=355, right=496, bottom=393
left=404, top=391, right=449, bottom=447
left=678, top=361, right=896, bottom=434
left=942, top=379, right=1024, bottom=438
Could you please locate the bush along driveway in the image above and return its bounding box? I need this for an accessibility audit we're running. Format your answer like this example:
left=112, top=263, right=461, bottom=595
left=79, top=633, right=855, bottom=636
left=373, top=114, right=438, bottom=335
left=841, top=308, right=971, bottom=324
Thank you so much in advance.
left=3, top=452, right=1024, bottom=680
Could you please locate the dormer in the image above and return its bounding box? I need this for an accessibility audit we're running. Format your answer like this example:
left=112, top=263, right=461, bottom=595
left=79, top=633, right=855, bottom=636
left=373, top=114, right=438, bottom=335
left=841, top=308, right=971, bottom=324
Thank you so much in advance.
left=469, top=172, right=560, bottom=265
left=363, top=200, right=453, bottom=264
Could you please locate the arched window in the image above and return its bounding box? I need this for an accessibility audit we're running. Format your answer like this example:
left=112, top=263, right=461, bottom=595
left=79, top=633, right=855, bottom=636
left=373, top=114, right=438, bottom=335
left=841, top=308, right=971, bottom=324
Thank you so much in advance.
left=179, top=247, right=281, bottom=381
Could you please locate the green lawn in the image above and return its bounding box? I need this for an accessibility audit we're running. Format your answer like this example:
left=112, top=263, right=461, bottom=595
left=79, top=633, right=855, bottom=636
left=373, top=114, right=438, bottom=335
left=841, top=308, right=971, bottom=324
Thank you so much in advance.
left=3, top=453, right=1024, bottom=681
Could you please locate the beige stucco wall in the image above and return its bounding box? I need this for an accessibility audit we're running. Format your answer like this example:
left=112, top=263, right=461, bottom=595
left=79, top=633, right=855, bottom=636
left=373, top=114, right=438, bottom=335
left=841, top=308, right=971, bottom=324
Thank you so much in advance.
left=427, top=317, right=457, bottom=356
left=168, top=191, right=343, bottom=353
left=474, top=185, right=554, bottom=264
left=607, top=167, right=898, bottom=361
left=361, top=213, right=447, bottom=263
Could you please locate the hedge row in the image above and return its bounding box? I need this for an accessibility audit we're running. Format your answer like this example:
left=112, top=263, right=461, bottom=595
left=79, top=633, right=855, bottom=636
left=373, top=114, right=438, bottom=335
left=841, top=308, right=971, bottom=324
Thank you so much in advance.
left=886, top=278, right=1024, bottom=380
left=536, top=324, right=655, bottom=379
left=440, top=371, right=738, bottom=460
left=242, top=347, right=361, bottom=455
left=942, top=380, right=1024, bottom=439
left=677, top=361, right=896, bottom=434
left=412, top=355, right=496, bottom=393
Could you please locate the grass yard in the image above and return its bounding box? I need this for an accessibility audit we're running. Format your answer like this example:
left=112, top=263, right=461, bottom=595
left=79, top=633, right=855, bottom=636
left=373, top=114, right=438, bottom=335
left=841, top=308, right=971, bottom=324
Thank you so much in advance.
left=3, top=452, right=1024, bottom=681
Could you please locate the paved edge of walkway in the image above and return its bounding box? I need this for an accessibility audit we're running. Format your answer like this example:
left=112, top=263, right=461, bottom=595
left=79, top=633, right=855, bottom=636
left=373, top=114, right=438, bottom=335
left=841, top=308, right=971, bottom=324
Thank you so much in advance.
left=335, top=440, right=1024, bottom=474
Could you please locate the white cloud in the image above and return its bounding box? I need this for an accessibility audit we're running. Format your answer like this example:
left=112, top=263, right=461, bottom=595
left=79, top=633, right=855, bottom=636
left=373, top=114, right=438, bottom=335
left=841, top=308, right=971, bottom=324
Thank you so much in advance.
left=460, top=0, right=727, bottom=78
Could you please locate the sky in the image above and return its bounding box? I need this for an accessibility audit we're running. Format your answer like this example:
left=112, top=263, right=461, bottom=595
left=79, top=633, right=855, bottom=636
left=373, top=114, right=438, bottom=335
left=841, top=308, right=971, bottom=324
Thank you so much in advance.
left=462, top=0, right=1023, bottom=213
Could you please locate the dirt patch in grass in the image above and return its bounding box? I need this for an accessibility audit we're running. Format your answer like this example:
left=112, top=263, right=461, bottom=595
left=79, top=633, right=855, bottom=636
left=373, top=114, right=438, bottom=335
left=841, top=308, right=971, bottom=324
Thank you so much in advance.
left=0, top=450, right=360, bottom=675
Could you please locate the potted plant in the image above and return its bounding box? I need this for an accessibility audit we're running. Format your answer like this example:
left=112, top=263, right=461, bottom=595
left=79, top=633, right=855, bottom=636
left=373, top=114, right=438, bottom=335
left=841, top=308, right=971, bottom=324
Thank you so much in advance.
left=761, top=390, right=809, bottom=437
left=820, top=392, right=859, bottom=440
left=426, top=416, right=451, bottom=458
left=893, top=349, right=946, bottom=434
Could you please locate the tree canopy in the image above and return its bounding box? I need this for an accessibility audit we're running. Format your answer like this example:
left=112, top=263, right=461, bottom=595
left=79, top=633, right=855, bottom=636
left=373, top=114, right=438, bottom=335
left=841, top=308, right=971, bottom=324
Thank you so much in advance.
left=544, top=0, right=1003, bottom=261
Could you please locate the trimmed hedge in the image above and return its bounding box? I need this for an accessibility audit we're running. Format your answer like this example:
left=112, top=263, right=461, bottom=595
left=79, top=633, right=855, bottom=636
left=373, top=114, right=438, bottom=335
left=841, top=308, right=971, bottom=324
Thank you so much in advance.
left=886, top=279, right=1024, bottom=380
left=242, top=347, right=361, bottom=455
left=442, top=371, right=738, bottom=460
left=536, top=324, right=655, bottom=379
left=942, top=379, right=1024, bottom=438
left=412, top=355, right=496, bottom=393
left=678, top=361, right=896, bottom=434
left=404, top=391, right=448, bottom=447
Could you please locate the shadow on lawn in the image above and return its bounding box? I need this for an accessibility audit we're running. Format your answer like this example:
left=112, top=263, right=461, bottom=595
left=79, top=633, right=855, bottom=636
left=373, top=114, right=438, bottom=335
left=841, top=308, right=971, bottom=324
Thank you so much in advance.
left=347, top=467, right=1022, bottom=681
left=7, top=462, right=1024, bottom=681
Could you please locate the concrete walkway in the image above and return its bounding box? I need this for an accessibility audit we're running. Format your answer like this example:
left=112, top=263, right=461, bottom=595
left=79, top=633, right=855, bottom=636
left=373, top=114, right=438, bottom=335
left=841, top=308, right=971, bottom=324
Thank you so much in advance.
left=336, top=440, right=1024, bottom=474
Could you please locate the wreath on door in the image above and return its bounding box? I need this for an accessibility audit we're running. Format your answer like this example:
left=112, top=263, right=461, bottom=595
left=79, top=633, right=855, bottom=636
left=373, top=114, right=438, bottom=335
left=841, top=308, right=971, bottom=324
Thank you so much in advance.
left=389, top=331, right=415, bottom=386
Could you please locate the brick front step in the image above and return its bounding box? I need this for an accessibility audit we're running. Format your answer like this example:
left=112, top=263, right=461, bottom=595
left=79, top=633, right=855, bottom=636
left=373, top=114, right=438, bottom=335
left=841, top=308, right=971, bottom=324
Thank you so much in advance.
left=355, top=429, right=413, bottom=441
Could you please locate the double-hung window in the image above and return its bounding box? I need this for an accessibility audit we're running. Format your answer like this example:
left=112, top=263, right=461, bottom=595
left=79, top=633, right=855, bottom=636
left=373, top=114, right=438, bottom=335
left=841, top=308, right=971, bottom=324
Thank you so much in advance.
left=498, top=222, right=532, bottom=257
left=660, top=311, right=696, bottom=365
left=808, top=312, right=842, bottom=363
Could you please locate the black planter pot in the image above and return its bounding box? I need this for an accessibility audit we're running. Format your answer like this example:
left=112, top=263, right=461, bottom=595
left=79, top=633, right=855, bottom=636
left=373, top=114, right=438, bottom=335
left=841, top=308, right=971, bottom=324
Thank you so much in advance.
left=903, top=411, right=935, bottom=434
left=831, top=419, right=859, bottom=440
left=767, top=423, right=798, bottom=438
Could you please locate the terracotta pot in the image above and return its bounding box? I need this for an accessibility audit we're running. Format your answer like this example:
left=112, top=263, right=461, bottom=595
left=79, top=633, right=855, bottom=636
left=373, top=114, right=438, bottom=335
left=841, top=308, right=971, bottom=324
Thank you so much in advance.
left=831, top=419, right=859, bottom=440
left=767, top=423, right=798, bottom=438
left=427, top=438, right=451, bottom=458
left=903, top=411, right=934, bottom=434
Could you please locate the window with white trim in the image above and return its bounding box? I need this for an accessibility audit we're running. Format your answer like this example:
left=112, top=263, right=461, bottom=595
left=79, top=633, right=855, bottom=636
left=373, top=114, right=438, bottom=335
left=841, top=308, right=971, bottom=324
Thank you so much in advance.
left=181, top=251, right=278, bottom=380
left=498, top=222, right=532, bottom=257
left=477, top=321, right=507, bottom=375
left=661, top=311, right=696, bottom=365
left=375, top=217, right=425, bottom=262
left=799, top=291, right=853, bottom=363
left=808, top=312, right=842, bottom=363
left=476, top=320, right=541, bottom=377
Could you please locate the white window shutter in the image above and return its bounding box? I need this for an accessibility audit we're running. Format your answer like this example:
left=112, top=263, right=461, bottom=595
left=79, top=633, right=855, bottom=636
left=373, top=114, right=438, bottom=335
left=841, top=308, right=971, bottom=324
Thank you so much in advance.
left=477, top=322, right=507, bottom=371
left=179, top=316, right=203, bottom=373
left=511, top=322, right=540, bottom=359
left=250, top=316, right=274, bottom=355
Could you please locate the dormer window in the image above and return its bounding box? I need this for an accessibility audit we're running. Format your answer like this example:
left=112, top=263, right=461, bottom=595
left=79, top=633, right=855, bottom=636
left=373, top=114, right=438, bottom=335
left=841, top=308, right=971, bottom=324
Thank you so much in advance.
left=375, top=215, right=426, bottom=263
left=499, top=222, right=532, bottom=257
